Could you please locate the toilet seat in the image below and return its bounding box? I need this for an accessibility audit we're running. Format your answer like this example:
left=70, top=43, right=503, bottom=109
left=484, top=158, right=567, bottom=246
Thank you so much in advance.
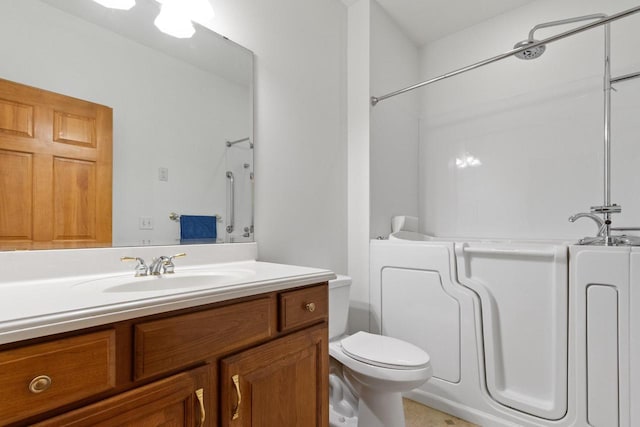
left=340, top=331, right=430, bottom=370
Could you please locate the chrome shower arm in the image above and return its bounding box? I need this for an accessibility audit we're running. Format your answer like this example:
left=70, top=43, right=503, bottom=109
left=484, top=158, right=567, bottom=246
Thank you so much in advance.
left=528, top=13, right=607, bottom=41
left=371, top=5, right=640, bottom=106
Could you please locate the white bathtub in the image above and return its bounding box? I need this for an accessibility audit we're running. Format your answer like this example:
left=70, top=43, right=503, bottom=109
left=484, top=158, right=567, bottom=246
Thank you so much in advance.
left=370, top=234, right=571, bottom=426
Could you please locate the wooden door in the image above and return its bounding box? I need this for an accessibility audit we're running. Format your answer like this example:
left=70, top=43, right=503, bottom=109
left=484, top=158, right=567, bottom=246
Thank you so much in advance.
left=0, top=78, right=112, bottom=250
left=32, top=365, right=211, bottom=427
left=220, top=325, right=328, bottom=427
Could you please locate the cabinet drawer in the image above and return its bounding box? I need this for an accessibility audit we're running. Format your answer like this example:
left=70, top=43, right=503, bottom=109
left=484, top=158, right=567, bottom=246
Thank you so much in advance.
left=279, top=284, right=328, bottom=332
left=135, top=297, right=275, bottom=380
left=0, top=330, right=116, bottom=425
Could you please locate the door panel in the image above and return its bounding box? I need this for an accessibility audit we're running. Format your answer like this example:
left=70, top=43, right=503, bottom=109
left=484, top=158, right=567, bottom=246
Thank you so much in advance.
left=220, top=325, right=328, bottom=427
left=456, top=242, right=569, bottom=420
left=0, top=78, right=112, bottom=249
left=0, top=149, right=32, bottom=240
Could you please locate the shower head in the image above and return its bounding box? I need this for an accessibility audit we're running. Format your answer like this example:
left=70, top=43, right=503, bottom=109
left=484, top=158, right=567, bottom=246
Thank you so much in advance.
left=513, top=39, right=546, bottom=60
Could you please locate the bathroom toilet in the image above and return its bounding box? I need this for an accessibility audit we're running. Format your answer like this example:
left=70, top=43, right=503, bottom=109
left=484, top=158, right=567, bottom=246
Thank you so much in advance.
left=328, top=276, right=433, bottom=427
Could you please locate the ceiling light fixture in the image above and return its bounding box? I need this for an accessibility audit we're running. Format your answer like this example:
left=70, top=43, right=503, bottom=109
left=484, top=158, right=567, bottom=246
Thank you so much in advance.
left=183, top=0, right=215, bottom=23
left=92, top=0, right=136, bottom=11
left=154, top=1, right=195, bottom=39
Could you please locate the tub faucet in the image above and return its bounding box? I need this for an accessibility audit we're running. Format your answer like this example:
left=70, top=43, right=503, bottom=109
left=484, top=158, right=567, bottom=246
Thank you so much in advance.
left=568, top=212, right=607, bottom=237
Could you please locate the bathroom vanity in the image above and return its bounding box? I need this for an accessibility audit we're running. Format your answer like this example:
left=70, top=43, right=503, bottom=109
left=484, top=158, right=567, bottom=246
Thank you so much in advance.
left=0, top=244, right=333, bottom=426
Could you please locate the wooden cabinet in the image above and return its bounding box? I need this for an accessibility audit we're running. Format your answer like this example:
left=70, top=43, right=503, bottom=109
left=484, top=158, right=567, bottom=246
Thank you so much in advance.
left=279, top=285, right=328, bottom=332
left=220, top=325, right=328, bottom=427
left=32, top=365, right=210, bottom=427
left=0, top=330, right=116, bottom=425
left=0, top=283, right=328, bottom=427
left=134, top=297, right=275, bottom=381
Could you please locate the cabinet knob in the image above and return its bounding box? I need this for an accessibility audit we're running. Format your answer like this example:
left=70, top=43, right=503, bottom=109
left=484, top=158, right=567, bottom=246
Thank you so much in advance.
left=29, top=375, right=52, bottom=393
left=305, top=302, right=316, bottom=312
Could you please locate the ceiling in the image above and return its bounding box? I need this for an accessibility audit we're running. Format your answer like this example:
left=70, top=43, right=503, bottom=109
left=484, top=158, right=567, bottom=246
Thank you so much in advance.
left=343, top=0, right=538, bottom=46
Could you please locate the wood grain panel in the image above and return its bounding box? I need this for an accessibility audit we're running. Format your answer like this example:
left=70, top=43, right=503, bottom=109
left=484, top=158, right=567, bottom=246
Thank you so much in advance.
left=32, top=365, right=210, bottom=427
left=53, top=111, right=96, bottom=147
left=134, top=297, right=275, bottom=380
left=0, top=98, right=33, bottom=137
left=0, top=149, right=32, bottom=240
left=220, top=325, right=328, bottom=427
left=279, top=284, right=328, bottom=332
left=53, top=157, right=96, bottom=240
left=0, top=77, right=112, bottom=249
left=0, top=330, right=116, bottom=426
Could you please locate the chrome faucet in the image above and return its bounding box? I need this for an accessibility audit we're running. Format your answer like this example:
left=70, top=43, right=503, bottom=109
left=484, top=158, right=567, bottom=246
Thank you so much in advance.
left=149, top=256, right=171, bottom=276
left=120, top=256, right=149, bottom=276
left=568, top=212, right=607, bottom=237
left=121, top=253, right=186, bottom=276
left=149, top=253, right=187, bottom=276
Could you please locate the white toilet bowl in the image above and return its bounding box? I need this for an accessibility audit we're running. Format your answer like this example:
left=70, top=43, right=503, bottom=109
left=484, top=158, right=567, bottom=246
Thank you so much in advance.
left=329, top=276, right=433, bottom=427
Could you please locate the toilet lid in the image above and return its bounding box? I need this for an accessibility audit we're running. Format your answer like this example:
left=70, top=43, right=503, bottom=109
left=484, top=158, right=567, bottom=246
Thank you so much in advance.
left=340, top=331, right=430, bottom=370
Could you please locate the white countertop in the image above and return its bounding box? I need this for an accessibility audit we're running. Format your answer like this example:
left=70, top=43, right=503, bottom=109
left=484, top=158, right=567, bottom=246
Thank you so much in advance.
left=0, top=260, right=335, bottom=345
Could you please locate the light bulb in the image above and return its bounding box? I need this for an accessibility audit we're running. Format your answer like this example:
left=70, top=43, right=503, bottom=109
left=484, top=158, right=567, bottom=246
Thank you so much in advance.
left=155, top=0, right=214, bottom=24
left=154, top=1, right=195, bottom=38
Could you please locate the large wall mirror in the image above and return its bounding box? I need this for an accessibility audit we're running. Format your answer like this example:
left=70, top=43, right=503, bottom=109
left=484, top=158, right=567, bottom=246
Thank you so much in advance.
left=0, top=0, right=254, bottom=250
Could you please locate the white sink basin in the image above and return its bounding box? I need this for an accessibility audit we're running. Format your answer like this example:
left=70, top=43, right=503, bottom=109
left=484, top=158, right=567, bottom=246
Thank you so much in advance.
left=74, top=270, right=255, bottom=293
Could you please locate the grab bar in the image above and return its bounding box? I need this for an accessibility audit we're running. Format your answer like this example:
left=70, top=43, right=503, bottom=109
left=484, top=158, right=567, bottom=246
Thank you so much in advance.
left=226, top=137, right=253, bottom=148
left=226, top=171, right=235, bottom=233
left=461, top=246, right=557, bottom=257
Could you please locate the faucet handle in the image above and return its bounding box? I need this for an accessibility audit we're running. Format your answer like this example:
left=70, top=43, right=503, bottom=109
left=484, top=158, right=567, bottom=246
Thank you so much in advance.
left=164, top=253, right=187, bottom=274
left=120, top=256, right=149, bottom=276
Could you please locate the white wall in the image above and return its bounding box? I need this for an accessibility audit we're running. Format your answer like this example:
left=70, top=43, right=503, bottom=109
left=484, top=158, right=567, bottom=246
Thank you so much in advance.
left=419, top=0, right=640, bottom=240
left=347, top=0, right=371, bottom=332
left=0, top=0, right=348, bottom=272
left=206, top=0, right=348, bottom=272
left=370, top=1, right=420, bottom=239
left=345, top=0, right=420, bottom=332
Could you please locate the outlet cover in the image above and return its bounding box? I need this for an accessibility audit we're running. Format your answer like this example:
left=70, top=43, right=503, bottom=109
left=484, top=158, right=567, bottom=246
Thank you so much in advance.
left=158, top=167, right=169, bottom=182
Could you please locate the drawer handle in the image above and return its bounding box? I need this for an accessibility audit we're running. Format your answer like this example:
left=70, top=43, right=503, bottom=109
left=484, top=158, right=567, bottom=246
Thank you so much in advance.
left=195, top=388, right=206, bottom=427
left=29, top=375, right=52, bottom=394
left=232, top=374, right=242, bottom=420
left=305, top=302, right=316, bottom=312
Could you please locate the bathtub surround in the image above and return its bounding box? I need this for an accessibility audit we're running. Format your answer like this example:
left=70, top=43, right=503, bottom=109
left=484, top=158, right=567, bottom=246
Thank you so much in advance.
left=419, top=0, right=640, bottom=240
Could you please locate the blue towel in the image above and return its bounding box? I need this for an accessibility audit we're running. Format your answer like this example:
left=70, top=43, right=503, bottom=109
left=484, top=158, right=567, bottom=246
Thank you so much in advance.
left=180, top=215, right=217, bottom=243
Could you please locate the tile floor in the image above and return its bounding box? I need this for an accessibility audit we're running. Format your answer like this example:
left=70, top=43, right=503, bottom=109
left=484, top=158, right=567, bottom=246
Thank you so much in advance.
left=403, top=399, right=479, bottom=427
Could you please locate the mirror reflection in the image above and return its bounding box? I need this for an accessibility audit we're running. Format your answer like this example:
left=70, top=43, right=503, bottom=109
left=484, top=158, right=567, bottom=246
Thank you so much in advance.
left=0, top=0, right=254, bottom=250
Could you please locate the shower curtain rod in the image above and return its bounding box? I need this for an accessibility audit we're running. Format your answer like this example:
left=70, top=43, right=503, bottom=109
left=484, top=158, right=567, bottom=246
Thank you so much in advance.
left=370, top=4, right=640, bottom=106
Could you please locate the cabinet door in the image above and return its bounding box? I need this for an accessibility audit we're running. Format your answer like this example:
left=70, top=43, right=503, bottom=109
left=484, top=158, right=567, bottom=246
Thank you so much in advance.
left=33, top=365, right=211, bottom=427
left=220, top=325, right=328, bottom=427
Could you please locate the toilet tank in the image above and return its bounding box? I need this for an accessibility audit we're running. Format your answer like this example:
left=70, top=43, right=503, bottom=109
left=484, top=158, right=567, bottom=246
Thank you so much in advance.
left=329, top=275, right=352, bottom=340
